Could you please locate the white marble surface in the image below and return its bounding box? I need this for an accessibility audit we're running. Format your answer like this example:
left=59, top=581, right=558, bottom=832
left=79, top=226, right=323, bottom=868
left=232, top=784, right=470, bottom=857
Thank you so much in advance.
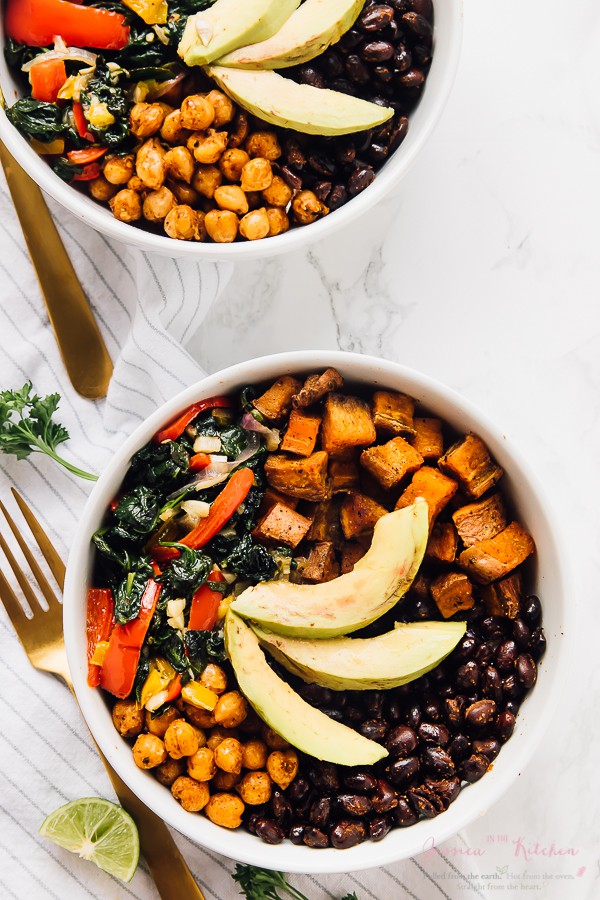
left=187, top=0, right=600, bottom=895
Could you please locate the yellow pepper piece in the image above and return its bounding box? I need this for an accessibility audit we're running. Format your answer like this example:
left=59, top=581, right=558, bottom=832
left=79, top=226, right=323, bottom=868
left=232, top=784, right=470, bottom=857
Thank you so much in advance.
left=90, top=640, right=109, bottom=666
left=182, top=681, right=218, bottom=711
left=140, top=657, right=177, bottom=709
left=30, top=137, right=65, bottom=156
left=87, top=102, right=115, bottom=129
left=122, top=0, right=168, bottom=25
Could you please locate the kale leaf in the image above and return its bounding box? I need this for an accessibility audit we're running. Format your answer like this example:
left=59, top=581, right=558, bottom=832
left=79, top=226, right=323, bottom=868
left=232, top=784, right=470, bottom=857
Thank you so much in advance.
left=114, top=562, right=153, bottom=624
left=219, top=533, right=277, bottom=583
left=51, top=158, right=84, bottom=182
left=81, top=59, right=132, bottom=149
left=184, top=628, right=226, bottom=674
left=114, top=485, right=160, bottom=536
left=6, top=99, right=66, bottom=143
left=234, top=485, right=264, bottom=532
left=160, top=547, right=213, bottom=596
left=127, top=439, right=189, bottom=489
left=220, top=425, right=248, bottom=459
left=133, top=655, right=150, bottom=704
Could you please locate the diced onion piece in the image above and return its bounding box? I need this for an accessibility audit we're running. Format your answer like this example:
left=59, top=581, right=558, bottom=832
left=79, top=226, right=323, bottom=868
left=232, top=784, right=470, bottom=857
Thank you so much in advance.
left=181, top=499, right=210, bottom=518
left=22, top=47, right=97, bottom=73
left=145, top=689, right=169, bottom=712
left=194, top=435, right=221, bottom=454
left=159, top=507, right=177, bottom=522
left=181, top=681, right=218, bottom=711
left=241, top=412, right=280, bottom=451
left=221, top=570, right=237, bottom=584
left=167, top=598, right=186, bottom=619
left=167, top=614, right=185, bottom=630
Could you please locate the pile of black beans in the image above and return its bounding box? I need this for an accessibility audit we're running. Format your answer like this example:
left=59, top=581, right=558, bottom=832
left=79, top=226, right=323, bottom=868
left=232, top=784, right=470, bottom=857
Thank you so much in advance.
left=273, top=0, right=435, bottom=211
left=242, top=595, right=546, bottom=849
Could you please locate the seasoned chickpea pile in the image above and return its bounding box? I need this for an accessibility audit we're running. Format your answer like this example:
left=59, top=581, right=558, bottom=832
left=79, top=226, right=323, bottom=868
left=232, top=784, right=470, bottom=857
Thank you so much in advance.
left=112, top=663, right=299, bottom=830
left=92, top=91, right=328, bottom=243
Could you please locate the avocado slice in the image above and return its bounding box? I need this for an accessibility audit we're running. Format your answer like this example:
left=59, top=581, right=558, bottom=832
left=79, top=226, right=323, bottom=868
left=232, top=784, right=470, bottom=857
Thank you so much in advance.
left=207, top=66, right=394, bottom=136
left=225, top=611, right=388, bottom=765
left=254, top=620, right=467, bottom=691
left=179, top=0, right=301, bottom=69
left=231, top=500, right=428, bottom=638
left=219, top=0, right=365, bottom=70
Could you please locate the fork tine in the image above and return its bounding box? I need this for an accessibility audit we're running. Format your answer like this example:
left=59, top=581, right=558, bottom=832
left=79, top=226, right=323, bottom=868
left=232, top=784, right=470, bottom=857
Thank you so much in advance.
left=0, top=531, right=39, bottom=611
left=11, top=489, right=66, bottom=591
left=0, top=564, right=30, bottom=630
left=0, top=499, right=60, bottom=609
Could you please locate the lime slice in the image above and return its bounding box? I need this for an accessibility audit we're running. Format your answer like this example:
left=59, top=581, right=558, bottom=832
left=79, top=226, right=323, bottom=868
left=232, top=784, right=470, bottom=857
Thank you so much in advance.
left=39, top=798, right=140, bottom=883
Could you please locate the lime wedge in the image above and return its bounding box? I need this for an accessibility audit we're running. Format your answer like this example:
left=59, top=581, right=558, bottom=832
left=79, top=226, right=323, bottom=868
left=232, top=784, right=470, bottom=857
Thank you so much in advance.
left=39, top=798, right=140, bottom=883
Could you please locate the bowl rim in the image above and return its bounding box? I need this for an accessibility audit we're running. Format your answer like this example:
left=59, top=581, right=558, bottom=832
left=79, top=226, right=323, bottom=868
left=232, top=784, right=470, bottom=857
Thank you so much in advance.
left=64, top=350, right=573, bottom=874
left=0, top=0, right=463, bottom=260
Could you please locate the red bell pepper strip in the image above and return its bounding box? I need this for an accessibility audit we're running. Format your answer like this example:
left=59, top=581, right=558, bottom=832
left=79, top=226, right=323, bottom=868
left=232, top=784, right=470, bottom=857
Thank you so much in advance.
left=72, top=101, right=94, bottom=141
left=164, top=674, right=182, bottom=704
left=99, top=578, right=161, bottom=699
left=29, top=58, right=67, bottom=103
left=154, top=467, right=255, bottom=562
left=72, top=161, right=101, bottom=181
left=5, top=0, right=130, bottom=50
left=155, top=396, right=232, bottom=444
left=189, top=452, right=211, bottom=472
left=86, top=587, right=114, bottom=688
left=68, top=146, right=107, bottom=165
left=188, top=570, right=225, bottom=631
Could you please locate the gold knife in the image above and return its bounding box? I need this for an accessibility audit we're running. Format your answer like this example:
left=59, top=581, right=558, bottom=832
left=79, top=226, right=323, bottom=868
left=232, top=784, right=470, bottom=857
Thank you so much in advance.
left=0, top=141, right=113, bottom=399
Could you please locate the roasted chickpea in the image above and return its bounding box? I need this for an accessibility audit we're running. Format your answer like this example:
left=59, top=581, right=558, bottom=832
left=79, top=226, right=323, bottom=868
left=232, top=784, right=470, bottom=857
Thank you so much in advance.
left=187, top=746, right=217, bottom=782
left=89, top=176, right=118, bottom=202
left=111, top=700, right=144, bottom=738
left=132, top=734, right=167, bottom=769
left=242, top=740, right=268, bottom=771
left=109, top=189, right=142, bottom=223
left=161, top=110, right=188, bottom=144
left=171, top=776, right=210, bottom=812
left=164, top=146, right=194, bottom=184
left=192, top=165, right=222, bottom=199
left=239, top=207, right=269, bottom=241
left=237, top=771, right=272, bottom=806
left=204, top=209, right=239, bottom=244
left=200, top=663, right=228, bottom=695
left=127, top=175, right=146, bottom=193
left=214, top=737, right=243, bottom=774
left=205, top=90, right=235, bottom=127
left=228, top=110, right=248, bottom=148
left=188, top=129, right=229, bottom=165
left=214, top=185, right=248, bottom=215
left=168, top=179, right=200, bottom=207
left=206, top=726, right=234, bottom=751
left=205, top=793, right=245, bottom=829
left=164, top=719, right=200, bottom=759
left=267, top=749, right=299, bottom=789
left=262, top=175, right=292, bottom=208
left=214, top=691, right=248, bottom=728
left=103, top=153, right=134, bottom=185
left=181, top=702, right=216, bottom=730
left=240, top=158, right=272, bottom=192
left=213, top=770, right=241, bottom=791
left=245, top=131, right=282, bottom=161
left=164, top=204, right=201, bottom=241
left=180, top=94, right=215, bottom=131
left=218, top=148, right=248, bottom=182
left=292, top=190, right=328, bottom=225
left=266, top=207, right=290, bottom=237
left=145, top=705, right=179, bottom=738
left=262, top=726, right=289, bottom=750
left=130, top=102, right=166, bottom=138
left=143, top=186, right=176, bottom=223
left=136, top=138, right=166, bottom=191
left=155, top=756, right=185, bottom=787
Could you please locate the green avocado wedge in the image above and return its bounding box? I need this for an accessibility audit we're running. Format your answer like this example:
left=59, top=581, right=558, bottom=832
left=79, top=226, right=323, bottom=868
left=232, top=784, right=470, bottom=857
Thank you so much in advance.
left=206, top=66, right=394, bottom=136
left=231, top=500, right=429, bottom=638
left=219, top=0, right=365, bottom=70
left=224, top=611, right=388, bottom=765
left=253, top=620, right=467, bottom=691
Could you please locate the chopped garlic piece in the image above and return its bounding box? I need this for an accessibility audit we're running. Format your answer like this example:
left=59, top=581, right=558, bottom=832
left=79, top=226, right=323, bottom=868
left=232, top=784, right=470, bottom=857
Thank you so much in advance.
left=193, top=435, right=221, bottom=453
left=167, top=598, right=186, bottom=618
left=181, top=500, right=210, bottom=518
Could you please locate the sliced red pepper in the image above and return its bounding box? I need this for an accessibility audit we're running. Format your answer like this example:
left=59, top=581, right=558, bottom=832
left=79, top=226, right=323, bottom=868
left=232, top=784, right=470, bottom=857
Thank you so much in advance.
left=29, top=58, right=67, bottom=103
left=189, top=452, right=211, bottom=472
left=99, top=578, right=161, bottom=699
left=73, top=161, right=101, bottom=181
left=86, top=587, right=114, bottom=688
left=155, top=396, right=232, bottom=444
left=5, top=0, right=130, bottom=50
left=188, top=570, right=225, bottom=631
left=164, top=674, right=182, bottom=704
left=73, top=101, right=94, bottom=142
left=68, top=146, right=107, bottom=165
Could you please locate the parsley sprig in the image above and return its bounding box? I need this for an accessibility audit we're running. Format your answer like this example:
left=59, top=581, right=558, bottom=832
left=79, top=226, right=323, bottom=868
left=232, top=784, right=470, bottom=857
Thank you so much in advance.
left=232, top=865, right=358, bottom=900
left=0, top=383, right=97, bottom=481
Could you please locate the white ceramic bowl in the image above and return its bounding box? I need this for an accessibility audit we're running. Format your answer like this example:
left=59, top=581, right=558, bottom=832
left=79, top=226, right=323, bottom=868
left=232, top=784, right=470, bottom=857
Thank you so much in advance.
left=64, top=350, right=571, bottom=874
left=0, top=2, right=462, bottom=260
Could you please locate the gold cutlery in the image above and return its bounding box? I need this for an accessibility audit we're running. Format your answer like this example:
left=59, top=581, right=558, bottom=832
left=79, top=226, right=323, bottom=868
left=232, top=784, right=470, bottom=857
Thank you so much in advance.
left=0, top=489, right=206, bottom=900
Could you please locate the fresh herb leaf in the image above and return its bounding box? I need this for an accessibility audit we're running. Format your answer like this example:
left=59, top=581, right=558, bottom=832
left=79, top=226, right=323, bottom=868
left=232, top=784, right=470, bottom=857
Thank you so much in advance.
left=160, top=546, right=213, bottom=596
left=114, top=561, right=153, bottom=624
left=219, top=533, right=277, bottom=583
left=127, top=439, right=189, bottom=489
left=220, top=425, right=247, bottom=460
left=6, top=99, right=66, bottom=143
left=341, top=894, right=360, bottom=900
left=232, top=865, right=310, bottom=900
left=115, top=486, right=160, bottom=536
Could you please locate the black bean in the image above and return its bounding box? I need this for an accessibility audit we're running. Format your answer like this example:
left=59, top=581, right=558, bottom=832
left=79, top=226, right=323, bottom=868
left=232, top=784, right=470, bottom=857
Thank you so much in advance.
left=361, top=40, right=396, bottom=63
left=410, top=0, right=433, bottom=19
left=338, top=27, right=364, bottom=52
left=303, top=826, right=329, bottom=848
left=344, top=771, right=378, bottom=793
left=374, top=65, right=393, bottom=83
left=330, top=819, right=366, bottom=849
left=412, top=43, right=432, bottom=67
left=371, top=778, right=398, bottom=813
left=386, top=697, right=403, bottom=723
left=386, top=756, right=420, bottom=786
left=319, top=50, right=344, bottom=78
left=464, top=699, right=497, bottom=729
left=393, top=44, right=413, bottom=73
left=481, top=666, right=503, bottom=705
left=385, top=725, right=418, bottom=757
left=405, top=703, right=422, bottom=730
left=298, top=65, right=327, bottom=89
left=496, top=710, right=516, bottom=743
left=422, top=746, right=455, bottom=777
left=344, top=705, right=364, bottom=723
left=422, top=696, right=442, bottom=722
left=456, top=661, right=480, bottom=691
left=448, top=733, right=471, bottom=762
left=496, top=640, right=518, bottom=672
left=426, top=776, right=461, bottom=807
left=396, top=67, right=426, bottom=89
left=365, top=692, right=386, bottom=717
left=522, top=595, right=542, bottom=625
left=309, top=797, right=332, bottom=828
left=359, top=717, right=388, bottom=741
left=502, top=674, right=523, bottom=700
left=407, top=786, right=440, bottom=818
left=481, top=616, right=505, bottom=640
left=418, top=722, right=450, bottom=746
left=337, top=793, right=372, bottom=817
left=321, top=707, right=344, bottom=722
left=473, top=642, right=494, bottom=666
left=513, top=618, right=531, bottom=648
left=271, top=790, right=292, bottom=826
left=529, top=626, right=547, bottom=661
left=444, top=696, right=466, bottom=727
left=401, top=12, right=433, bottom=41
left=255, top=818, right=285, bottom=844
left=516, top=653, right=537, bottom=688
left=360, top=4, right=396, bottom=31
left=347, top=166, right=376, bottom=196
left=504, top=700, right=520, bottom=717
left=313, top=180, right=333, bottom=204
left=458, top=754, right=489, bottom=783
left=309, top=761, right=340, bottom=792
left=473, top=738, right=501, bottom=761
left=392, top=796, right=418, bottom=826
left=369, top=815, right=392, bottom=842
left=287, top=777, right=310, bottom=804
left=346, top=54, right=371, bottom=84
left=289, top=824, right=305, bottom=845
left=279, top=166, right=302, bottom=191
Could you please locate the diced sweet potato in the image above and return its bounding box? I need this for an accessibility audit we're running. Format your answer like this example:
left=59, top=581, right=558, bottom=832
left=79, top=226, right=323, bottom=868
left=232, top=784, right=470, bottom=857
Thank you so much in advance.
left=413, top=417, right=444, bottom=462
left=371, top=391, right=416, bottom=437
left=280, top=408, right=321, bottom=457
left=410, top=572, right=431, bottom=602
left=305, top=498, right=342, bottom=544
left=253, top=375, right=302, bottom=421
left=360, top=436, right=423, bottom=490
left=482, top=571, right=522, bottom=618
left=340, top=491, right=387, bottom=540
left=258, top=487, right=299, bottom=519
left=439, top=434, right=503, bottom=499
left=430, top=571, right=475, bottom=619
left=452, top=493, right=507, bottom=548
left=458, top=522, right=535, bottom=584
left=264, top=451, right=330, bottom=501
left=329, top=454, right=360, bottom=492
left=302, top=542, right=340, bottom=583
left=340, top=542, right=368, bottom=574
left=395, top=466, right=458, bottom=527
left=253, top=503, right=312, bottom=549
left=292, top=368, right=344, bottom=408
left=425, top=522, right=458, bottom=564
left=321, top=394, right=376, bottom=457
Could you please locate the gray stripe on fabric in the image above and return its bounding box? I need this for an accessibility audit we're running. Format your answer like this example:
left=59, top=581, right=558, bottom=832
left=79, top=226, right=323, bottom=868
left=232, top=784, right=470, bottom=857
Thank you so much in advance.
left=0, top=838, right=64, bottom=900
left=0, top=875, right=21, bottom=900
left=110, top=374, right=157, bottom=406
left=0, top=478, right=65, bottom=551
left=97, top=232, right=137, bottom=290
left=166, top=258, right=186, bottom=328
left=382, top=867, right=422, bottom=900
left=305, top=874, right=337, bottom=899
left=411, top=857, right=452, bottom=899
left=347, top=873, right=385, bottom=900
left=434, top=846, right=486, bottom=898
left=142, top=258, right=194, bottom=382
left=0, top=459, right=84, bottom=515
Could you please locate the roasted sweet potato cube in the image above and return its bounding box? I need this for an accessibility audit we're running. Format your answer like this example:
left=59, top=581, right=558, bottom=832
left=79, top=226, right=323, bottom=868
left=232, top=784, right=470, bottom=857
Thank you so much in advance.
left=302, top=542, right=340, bottom=583
left=458, top=522, right=535, bottom=584
left=305, top=498, right=342, bottom=544
left=452, top=493, right=507, bottom=548
left=329, top=454, right=360, bottom=492
left=253, top=375, right=302, bottom=421
left=430, top=571, right=475, bottom=619
left=371, top=391, right=416, bottom=437
left=321, top=394, right=376, bottom=457
left=482, top=571, right=522, bottom=618
left=395, top=466, right=458, bottom=527
left=360, top=436, right=423, bottom=490
left=413, top=417, right=444, bottom=462
left=292, top=368, right=344, bottom=408
left=257, top=487, right=299, bottom=518
left=340, top=542, right=368, bottom=574
left=253, top=503, right=312, bottom=549
left=280, top=408, right=321, bottom=457
left=264, top=451, right=330, bottom=501
left=340, top=491, right=387, bottom=540
left=439, top=434, right=503, bottom=499
left=410, top=572, right=432, bottom=602
left=425, top=522, right=459, bottom=564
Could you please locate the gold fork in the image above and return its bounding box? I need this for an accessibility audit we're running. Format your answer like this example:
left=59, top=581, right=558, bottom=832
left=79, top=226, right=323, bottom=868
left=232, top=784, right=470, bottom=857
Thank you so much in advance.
left=0, top=489, right=206, bottom=900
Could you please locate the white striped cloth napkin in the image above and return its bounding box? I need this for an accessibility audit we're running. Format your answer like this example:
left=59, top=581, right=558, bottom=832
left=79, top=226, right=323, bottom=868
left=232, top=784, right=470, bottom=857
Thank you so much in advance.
left=0, top=177, right=486, bottom=899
